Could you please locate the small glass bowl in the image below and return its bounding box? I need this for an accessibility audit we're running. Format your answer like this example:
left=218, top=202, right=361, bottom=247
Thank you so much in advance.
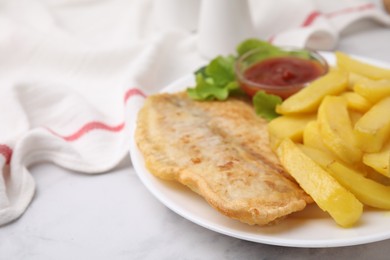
left=235, top=47, right=329, bottom=99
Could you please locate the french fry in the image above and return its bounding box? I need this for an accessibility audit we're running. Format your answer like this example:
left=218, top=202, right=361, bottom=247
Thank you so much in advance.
left=354, top=96, right=390, bottom=153
left=317, top=96, right=362, bottom=163
left=300, top=145, right=390, bottom=210
left=363, top=140, right=390, bottom=177
left=328, top=163, right=390, bottom=209
left=341, top=91, right=372, bottom=112
left=303, top=121, right=333, bottom=155
left=277, top=139, right=363, bottom=227
left=354, top=79, right=390, bottom=103
left=349, top=110, right=364, bottom=126
left=267, top=114, right=316, bottom=150
left=276, top=70, right=348, bottom=115
left=348, top=72, right=369, bottom=89
left=336, top=51, right=390, bottom=80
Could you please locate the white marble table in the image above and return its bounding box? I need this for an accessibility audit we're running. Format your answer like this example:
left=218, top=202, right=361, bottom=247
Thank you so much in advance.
left=2, top=20, right=390, bottom=260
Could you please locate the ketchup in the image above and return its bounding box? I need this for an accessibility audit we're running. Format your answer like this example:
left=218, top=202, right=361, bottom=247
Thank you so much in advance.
left=245, top=56, right=324, bottom=86
left=239, top=56, right=326, bottom=99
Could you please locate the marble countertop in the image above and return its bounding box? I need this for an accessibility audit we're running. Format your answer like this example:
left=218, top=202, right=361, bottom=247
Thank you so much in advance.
left=2, top=18, right=390, bottom=260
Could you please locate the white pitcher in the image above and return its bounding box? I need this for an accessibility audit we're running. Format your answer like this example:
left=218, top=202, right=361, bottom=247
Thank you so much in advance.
left=197, top=0, right=255, bottom=59
left=153, top=0, right=201, bottom=32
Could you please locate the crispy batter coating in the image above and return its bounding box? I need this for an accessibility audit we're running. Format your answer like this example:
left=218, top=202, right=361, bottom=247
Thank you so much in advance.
left=135, top=92, right=311, bottom=225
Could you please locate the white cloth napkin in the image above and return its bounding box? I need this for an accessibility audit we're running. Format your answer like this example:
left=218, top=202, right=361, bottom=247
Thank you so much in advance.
left=252, top=0, right=390, bottom=50
left=0, top=0, right=389, bottom=226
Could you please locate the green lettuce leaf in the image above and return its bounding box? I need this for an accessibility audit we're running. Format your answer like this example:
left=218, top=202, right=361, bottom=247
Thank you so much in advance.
left=252, top=91, right=282, bottom=121
left=236, top=38, right=279, bottom=56
left=187, top=55, right=239, bottom=101
left=237, top=38, right=311, bottom=60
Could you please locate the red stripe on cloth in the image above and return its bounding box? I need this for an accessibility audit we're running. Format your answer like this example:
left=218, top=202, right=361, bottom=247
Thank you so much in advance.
left=302, top=11, right=322, bottom=27
left=124, top=88, right=146, bottom=103
left=272, top=3, right=376, bottom=43
left=326, top=3, right=375, bottom=18
left=48, top=87, right=145, bottom=142
left=49, top=122, right=125, bottom=142
left=0, top=144, right=13, bottom=164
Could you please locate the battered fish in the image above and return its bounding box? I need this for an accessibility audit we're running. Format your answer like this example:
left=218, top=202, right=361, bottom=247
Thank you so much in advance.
left=135, top=92, right=311, bottom=225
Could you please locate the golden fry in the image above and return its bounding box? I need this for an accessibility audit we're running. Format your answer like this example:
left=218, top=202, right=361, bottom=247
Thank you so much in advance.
left=354, top=96, right=390, bottom=153
left=277, top=139, right=363, bottom=227
left=300, top=145, right=390, bottom=210
left=267, top=114, right=316, bottom=150
left=336, top=51, right=390, bottom=80
left=354, top=79, right=390, bottom=103
left=276, top=70, right=348, bottom=115
left=317, top=96, right=362, bottom=163
left=341, top=91, right=372, bottom=112
left=363, top=140, right=390, bottom=177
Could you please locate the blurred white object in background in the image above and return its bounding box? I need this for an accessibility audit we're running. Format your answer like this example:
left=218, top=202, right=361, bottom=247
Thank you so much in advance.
left=197, top=0, right=255, bottom=59
left=153, top=0, right=201, bottom=32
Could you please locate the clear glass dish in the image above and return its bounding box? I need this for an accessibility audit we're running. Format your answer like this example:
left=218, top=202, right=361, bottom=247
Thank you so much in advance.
left=235, top=47, right=329, bottom=99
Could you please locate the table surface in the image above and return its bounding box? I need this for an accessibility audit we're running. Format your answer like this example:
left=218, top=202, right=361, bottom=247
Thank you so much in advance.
left=2, top=19, right=390, bottom=260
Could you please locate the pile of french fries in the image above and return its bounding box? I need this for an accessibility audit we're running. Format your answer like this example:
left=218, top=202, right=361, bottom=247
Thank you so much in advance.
left=268, top=52, right=390, bottom=227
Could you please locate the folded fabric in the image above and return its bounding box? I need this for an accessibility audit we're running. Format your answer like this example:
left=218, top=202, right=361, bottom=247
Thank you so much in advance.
left=261, top=0, right=390, bottom=50
left=0, top=0, right=389, bottom=226
left=199, top=0, right=390, bottom=58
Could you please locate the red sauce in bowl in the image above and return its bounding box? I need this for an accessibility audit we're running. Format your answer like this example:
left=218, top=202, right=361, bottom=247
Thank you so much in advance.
left=236, top=53, right=328, bottom=99
left=244, top=56, right=324, bottom=87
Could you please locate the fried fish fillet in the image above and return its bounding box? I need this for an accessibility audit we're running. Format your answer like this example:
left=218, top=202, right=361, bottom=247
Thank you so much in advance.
left=135, top=92, right=311, bottom=225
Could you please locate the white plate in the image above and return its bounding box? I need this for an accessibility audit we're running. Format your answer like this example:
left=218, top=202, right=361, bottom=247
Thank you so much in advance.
left=129, top=52, right=390, bottom=248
